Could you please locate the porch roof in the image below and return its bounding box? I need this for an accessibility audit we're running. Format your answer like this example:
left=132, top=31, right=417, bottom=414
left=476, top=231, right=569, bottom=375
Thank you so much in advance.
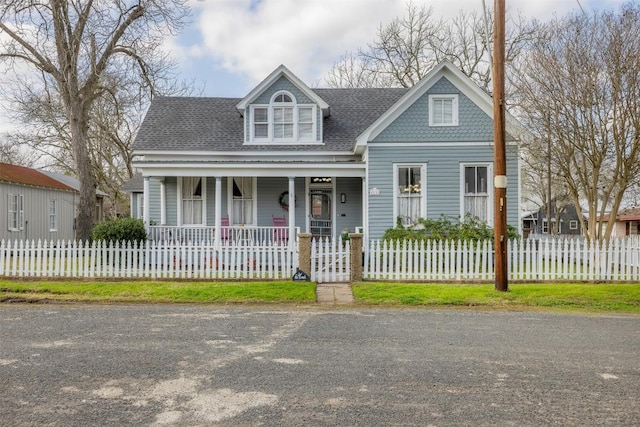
left=131, top=160, right=367, bottom=178
left=133, top=88, right=408, bottom=153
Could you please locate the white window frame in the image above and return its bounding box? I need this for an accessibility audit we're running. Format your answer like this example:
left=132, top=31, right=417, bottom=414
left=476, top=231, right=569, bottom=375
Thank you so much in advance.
left=393, top=164, right=427, bottom=227
left=136, top=193, right=144, bottom=220
left=460, top=163, right=493, bottom=225
left=569, top=220, right=578, bottom=230
left=49, top=199, right=57, bottom=231
left=248, top=91, right=317, bottom=143
left=227, top=177, right=257, bottom=225
left=177, top=177, right=206, bottom=226
left=7, top=193, right=24, bottom=231
left=429, top=94, right=459, bottom=127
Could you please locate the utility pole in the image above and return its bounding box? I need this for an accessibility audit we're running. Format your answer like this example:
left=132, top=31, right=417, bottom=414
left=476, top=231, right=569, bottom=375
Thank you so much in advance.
left=493, top=0, right=508, bottom=292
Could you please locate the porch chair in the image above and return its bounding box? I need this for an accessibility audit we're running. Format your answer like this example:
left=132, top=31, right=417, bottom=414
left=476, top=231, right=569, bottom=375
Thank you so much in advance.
left=272, top=215, right=289, bottom=244
left=218, top=215, right=230, bottom=242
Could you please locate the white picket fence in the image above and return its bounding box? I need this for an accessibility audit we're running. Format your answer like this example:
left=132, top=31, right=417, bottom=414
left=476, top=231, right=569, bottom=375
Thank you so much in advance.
left=0, top=239, right=297, bottom=280
left=2, top=237, right=640, bottom=282
left=364, top=237, right=640, bottom=282
left=310, top=238, right=350, bottom=283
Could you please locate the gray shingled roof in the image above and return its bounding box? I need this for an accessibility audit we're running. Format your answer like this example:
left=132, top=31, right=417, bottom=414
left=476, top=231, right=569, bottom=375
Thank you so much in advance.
left=133, top=88, right=409, bottom=152
left=121, top=173, right=143, bottom=192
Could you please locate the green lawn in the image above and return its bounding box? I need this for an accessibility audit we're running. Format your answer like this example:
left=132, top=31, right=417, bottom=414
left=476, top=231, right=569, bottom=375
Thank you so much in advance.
left=353, top=282, right=640, bottom=313
left=1, top=279, right=639, bottom=314
left=0, top=279, right=316, bottom=304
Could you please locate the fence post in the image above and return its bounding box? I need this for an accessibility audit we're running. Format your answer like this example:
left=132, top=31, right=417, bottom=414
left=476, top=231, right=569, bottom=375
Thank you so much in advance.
left=298, top=233, right=312, bottom=278
left=349, top=233, right=363, bottom=282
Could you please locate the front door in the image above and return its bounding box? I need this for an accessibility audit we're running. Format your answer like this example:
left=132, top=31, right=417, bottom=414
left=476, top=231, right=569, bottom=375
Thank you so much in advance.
left=310, top=189, right=332, bottom=238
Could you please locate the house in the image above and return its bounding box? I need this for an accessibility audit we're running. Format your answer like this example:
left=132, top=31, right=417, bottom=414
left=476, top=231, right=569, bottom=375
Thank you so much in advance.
left=38, top=169, right=107, bottom=223
left=598, top=208, right=640, bottom=237
left=1, top=162, right=105, bottom=242
left=522, top=202, right=585, bottom=238
left=122, top=173, right=144, bottom=219
left=131, top=61, right=524, bottom=245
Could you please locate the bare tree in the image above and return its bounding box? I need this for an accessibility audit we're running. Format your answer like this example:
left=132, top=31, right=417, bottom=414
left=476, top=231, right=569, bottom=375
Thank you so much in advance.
left=0, top=0, right=190, bottom=239
left=325, top=1, right=538, bottom=91
left=513, top=2, right=640, bottom=241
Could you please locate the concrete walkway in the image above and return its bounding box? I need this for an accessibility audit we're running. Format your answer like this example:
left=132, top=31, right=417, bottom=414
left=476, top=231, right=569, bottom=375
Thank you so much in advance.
left=316, top=283, right=354, bottom=304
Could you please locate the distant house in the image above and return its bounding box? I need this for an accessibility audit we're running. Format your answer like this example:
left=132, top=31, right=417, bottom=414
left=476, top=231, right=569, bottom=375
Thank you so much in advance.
left=522, top=203, right=584, bottom=238
left=0, top=162, right=105, bottom=241
left=130, top=61, right=525, bottom=243
left=121, top=174, right=144, bottom=219
left=598, top=208, right=640, bottom=237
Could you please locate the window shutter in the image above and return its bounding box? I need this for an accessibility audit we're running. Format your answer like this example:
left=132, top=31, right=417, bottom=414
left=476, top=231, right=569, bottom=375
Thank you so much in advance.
left=6, top=194, right=10, bottom=230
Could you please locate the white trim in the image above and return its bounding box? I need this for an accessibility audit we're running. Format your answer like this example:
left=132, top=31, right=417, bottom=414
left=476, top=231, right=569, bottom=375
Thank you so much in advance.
left=393, top=163, right=427, bottom=226
left=428, top=94, right=459, bottom=127
left=367, top=141, right=516, bottom=147
left=134, top=164, right=366, bottom=178
left=143, top=177, right=150, bottom=226
left=459, top=163, right=493, bottom=226
left=134, top=150, right=355, bottom=157
left=136, top=193, right=145, bottom=220
left=236, top=64, right=329, bottom=113
left=178, top=176, right=206, bottom=226
left=160, top=181, right=166, bottom=225
left=48, top=199, right=57, bottom=232
left=248, top=97, right=318, bottom=144
left=227, top=177, right=257, bottom=226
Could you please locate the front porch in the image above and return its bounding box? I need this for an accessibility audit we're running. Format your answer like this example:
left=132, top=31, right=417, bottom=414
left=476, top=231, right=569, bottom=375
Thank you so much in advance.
left=139, top=173, right=366, bottom=245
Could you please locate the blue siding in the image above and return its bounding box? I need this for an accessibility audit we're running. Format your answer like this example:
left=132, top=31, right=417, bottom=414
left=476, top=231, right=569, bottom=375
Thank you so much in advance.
left=335, top=177, right=363, bottom=233
left=367, top=145, right=519, bottom=240
left=373, top=77, right=494, bottom=142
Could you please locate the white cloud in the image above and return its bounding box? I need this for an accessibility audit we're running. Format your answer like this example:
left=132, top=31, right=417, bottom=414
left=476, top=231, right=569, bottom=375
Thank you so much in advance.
left=191, top=0, right=406, bottom=84
left=179, top=0, right=628, bottom=88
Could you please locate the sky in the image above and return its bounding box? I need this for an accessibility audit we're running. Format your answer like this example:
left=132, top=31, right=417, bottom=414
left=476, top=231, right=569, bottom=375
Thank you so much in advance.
left=0, top=0, right=629, bottom=134
left=166, top=0, right=628, bottom=98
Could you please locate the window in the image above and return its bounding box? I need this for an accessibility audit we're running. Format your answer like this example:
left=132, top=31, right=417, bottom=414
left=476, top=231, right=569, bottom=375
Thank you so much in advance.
left=462, top=165, right=490, bottom=223
left=231, top=177, right=254, bottom=225
left=7, top=194, right=24, bottom=231
left=542, top=219, right=557, bottom=234
left=181, top=177, right=204, bottom=225
left=136, top=193, right=144, bottom=220
left=249, top=91, right=317, bottom=142
left=569, top=220, right=578, bottom=230
left=49, top=200, right=57, bottom=231
left=395, top=165, right=425, bottom=226
left=429, top=94, right=458, bottom=126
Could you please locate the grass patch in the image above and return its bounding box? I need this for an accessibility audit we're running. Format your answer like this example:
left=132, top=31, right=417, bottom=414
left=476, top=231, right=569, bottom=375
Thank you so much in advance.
left=353, top=282, right=640, bottom=313
left=0, top=279, right=316, bottom=304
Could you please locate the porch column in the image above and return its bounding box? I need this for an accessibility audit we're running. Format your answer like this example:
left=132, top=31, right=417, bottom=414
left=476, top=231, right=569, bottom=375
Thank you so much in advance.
left=143, top=176, right=150, bottom=233
left=361, top=176, right=367, bottom=246
left=214, top=177, right=222, bottom=248
left=160, top=180, right=166, bottom=225
left=288, top=176, right=295, bottom=249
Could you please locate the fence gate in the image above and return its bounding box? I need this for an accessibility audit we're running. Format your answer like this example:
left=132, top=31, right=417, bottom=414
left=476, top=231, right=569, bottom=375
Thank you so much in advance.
left=311, top=238, right=350, bottom=283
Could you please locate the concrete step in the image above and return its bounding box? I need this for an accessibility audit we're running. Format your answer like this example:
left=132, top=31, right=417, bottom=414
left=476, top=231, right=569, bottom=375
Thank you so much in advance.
left=316, top=283, right=354, bottom=304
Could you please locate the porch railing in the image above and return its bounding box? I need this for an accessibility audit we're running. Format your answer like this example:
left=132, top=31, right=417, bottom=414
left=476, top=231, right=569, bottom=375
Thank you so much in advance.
left=147, top=225, right=299, bottom=245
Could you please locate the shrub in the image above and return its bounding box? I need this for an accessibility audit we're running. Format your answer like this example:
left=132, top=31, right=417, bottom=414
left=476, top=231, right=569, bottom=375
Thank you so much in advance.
left=91, top=217, right=147, bottom=243
left=381, top=214, right=519, bottom=242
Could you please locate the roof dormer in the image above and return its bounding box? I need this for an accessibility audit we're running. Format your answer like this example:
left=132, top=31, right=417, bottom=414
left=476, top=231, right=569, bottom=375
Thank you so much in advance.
left=237, top=65, right=329, bottom=145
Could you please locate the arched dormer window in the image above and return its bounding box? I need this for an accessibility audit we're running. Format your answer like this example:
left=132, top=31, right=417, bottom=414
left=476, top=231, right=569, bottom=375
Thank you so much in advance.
left=249, top=91, right=316, bottom=143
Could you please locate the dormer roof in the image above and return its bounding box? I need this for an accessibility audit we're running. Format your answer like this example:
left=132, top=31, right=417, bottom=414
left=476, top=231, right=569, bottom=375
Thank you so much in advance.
left=236, top=65, right=330, bottom=117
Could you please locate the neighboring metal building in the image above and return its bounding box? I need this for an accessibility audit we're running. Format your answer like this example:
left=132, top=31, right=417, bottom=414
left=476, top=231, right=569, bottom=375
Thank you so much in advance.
left=1, top=163, right=106, bottom=242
